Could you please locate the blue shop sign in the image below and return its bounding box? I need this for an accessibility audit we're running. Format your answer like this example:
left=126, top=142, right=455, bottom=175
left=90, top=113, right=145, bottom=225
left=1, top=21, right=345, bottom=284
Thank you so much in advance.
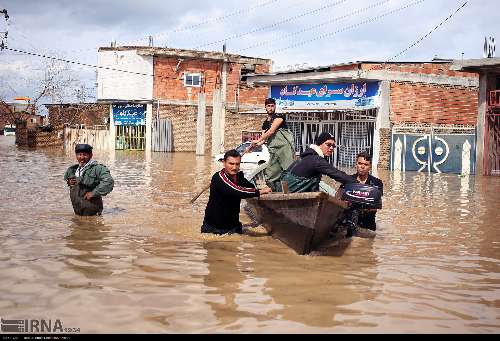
left=112, top=103, right=146, bottom=126
left=271, top=81, right=380, bottom=109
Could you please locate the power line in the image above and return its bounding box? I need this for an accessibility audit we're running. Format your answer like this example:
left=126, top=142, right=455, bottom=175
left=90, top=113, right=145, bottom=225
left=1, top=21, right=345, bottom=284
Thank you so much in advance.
left=237, top=0, right=390, bottom=53
left=194, top=0, right=347, bottom=50
left=384, top=1, right=468, bottom=63
left=1, top=46, right=221, bottom=84
left=139, top=0, right=280, bottom=44
left=63, top=0, right=281, bottom=55
left=2, top=46, right=153, bottom=77
left=264, top=0, right=426, bottom=56
left=0, top=8, right=8, bottom=50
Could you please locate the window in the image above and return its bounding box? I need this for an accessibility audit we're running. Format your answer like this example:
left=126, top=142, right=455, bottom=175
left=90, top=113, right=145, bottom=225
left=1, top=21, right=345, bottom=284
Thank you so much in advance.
left=184, top=73, right=202, bottom=87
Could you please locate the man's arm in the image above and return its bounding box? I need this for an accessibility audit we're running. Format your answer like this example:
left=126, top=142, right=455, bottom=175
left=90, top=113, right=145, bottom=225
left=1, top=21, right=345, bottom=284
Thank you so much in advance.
left=64, top=167, right=77, bottom=186
left=213, top=171, right=261, bottom=199
left=316, top=158, right=357, bottom=185
left=248, top=117, right=284, bottom=152
left=90, top=165, right=114, bottom=197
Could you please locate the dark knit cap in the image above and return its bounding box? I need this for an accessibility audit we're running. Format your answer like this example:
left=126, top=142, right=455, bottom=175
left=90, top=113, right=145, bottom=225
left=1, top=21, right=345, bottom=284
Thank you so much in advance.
left=265, top=98, right=276, bottom=105
left=315, top=132, right=334, bottom=146
left=75, top=144, right=93, bottom=153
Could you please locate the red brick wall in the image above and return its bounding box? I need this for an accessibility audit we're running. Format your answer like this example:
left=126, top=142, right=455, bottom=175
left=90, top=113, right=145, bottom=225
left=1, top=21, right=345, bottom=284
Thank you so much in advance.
left=47, top=104, right=109, bottom=129
left=362, top=62, right=478, bottom=78
left=225, top=112, right=267, bottom=149
left=15, top=121, right=62, bottom=147
left=330, top=64, right=359, bottom=72
left=390, top=82, right=478, bottom=125
left=157, top=104, right=266, bottom=153
left=378, top=128, right=391, bottom=170
left=157, top=104, right=212, bottom=153
left=154, top=57, right=270, bottom=106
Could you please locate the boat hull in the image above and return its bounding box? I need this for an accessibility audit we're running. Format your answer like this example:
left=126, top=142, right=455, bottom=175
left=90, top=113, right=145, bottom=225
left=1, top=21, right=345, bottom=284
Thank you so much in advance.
left=246, top=192, right=347, bottom=255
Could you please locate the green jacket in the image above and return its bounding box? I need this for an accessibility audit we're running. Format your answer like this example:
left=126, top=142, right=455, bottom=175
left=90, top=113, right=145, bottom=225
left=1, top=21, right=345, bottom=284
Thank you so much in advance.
left=64, top=162, right=114, bottom=197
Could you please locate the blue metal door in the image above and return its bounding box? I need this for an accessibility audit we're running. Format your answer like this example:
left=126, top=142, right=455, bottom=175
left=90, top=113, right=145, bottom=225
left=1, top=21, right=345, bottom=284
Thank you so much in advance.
left=391, top=132, right=476, bottom=174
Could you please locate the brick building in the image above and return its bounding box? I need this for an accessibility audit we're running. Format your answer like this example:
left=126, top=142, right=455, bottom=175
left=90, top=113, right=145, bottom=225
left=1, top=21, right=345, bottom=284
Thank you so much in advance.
left=45, top=103, right=109, bottom=129
left=96, top=46, right=271, bottom=153
left=245, top=60, right=479, bottom=173
left=452, top=57, right=500, bottom=175
left=0, top=101, right=43, bottom=132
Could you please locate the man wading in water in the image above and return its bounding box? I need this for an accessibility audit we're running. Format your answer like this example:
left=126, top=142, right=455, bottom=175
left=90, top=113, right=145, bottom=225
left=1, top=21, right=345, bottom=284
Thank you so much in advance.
left=64, top=144, right=114, bottom=216
left=201, top=149, right=272, bottom=235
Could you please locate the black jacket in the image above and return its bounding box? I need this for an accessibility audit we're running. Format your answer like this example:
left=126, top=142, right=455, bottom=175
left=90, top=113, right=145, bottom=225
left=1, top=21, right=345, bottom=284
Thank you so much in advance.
left=203, top=170, right=261, bottom=231
left=349, top=173, right=383, bottom=230
left=289, top=147, right=357, bottom=185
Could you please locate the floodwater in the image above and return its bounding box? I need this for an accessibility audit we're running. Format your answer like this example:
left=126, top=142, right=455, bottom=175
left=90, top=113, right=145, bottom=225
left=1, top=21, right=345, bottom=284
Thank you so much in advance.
left=0, top=135, right=499, bottom=333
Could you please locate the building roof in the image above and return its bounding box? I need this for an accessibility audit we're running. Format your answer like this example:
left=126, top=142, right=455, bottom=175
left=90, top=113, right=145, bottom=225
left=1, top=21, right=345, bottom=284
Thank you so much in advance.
left=243, top=58, right=478, bottom=88
left=451, top=57, right=500, bottom=72
left=98, top=46, right=271, bottom=65
left=44, top=102, right=105, bottom=107
left=252, top=59, right=455, bottom=77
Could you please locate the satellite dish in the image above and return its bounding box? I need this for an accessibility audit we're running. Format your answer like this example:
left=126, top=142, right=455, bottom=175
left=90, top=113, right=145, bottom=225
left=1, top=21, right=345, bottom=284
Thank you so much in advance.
left=484, top=36, right=496, bottom=58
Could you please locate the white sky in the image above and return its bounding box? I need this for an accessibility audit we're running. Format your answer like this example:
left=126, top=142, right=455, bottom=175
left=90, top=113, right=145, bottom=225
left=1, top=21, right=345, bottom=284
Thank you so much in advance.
left=0, top=0, right=498, bottom=103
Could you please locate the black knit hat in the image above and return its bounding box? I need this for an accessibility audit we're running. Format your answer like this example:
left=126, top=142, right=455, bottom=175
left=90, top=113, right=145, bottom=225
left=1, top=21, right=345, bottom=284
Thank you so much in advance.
left=75, top=144, right=93, bottom=153
left=315, top=132, right=334, bottom=146
left=265, top=98, right=276, bottom=105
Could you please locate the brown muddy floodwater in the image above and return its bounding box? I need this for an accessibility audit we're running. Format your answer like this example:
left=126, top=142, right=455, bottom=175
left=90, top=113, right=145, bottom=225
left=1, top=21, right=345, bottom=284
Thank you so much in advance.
left=0, top=135, right=499, bottom=333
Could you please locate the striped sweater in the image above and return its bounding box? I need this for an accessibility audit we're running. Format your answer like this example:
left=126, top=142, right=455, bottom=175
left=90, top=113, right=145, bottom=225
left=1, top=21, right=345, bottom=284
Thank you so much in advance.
left=203, top=170, right=261, bottom=231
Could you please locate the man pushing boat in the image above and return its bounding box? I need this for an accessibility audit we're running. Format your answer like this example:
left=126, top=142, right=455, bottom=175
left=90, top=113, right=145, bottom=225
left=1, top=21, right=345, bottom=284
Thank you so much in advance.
left=280, top=132, right=356, bottom=192
left=201, top=149, right=272, bottom=235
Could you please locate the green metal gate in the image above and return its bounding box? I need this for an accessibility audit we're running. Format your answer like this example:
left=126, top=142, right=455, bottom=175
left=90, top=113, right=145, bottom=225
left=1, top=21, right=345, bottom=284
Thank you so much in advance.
left=115, top=125, right=146, bottom=150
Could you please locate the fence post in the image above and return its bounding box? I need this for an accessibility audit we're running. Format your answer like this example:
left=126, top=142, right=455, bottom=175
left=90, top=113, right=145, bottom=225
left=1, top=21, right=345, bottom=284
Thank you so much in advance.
left=212, top=89, right=223, bottom=156
left=145, top=103, right=152, bottom=153
left=109, top=104, right=115, bottom=151
left=196, top=94, right=206, bottom=155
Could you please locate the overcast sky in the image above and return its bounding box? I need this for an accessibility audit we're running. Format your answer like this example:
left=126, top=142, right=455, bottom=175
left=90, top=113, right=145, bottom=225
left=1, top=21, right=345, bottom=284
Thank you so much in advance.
left=0, top=0, right=498, bottom=104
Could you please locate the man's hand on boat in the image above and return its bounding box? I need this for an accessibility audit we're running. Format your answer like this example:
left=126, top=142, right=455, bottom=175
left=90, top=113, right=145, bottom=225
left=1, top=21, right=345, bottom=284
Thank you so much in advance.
left=259, top=187, right=272, bottom=195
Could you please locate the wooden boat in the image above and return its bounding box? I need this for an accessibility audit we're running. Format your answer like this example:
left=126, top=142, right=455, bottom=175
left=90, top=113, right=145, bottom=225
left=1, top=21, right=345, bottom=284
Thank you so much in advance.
left=245, top=192, right=348, bottom=255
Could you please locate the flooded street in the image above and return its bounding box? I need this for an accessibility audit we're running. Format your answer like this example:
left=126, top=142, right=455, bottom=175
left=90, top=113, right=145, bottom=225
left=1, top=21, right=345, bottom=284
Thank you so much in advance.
left=0, top=135, right=499, bottom=333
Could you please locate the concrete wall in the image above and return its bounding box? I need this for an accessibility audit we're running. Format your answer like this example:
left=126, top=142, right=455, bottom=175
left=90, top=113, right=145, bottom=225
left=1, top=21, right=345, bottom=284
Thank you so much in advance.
left=97, top=50, right=153, bottom=101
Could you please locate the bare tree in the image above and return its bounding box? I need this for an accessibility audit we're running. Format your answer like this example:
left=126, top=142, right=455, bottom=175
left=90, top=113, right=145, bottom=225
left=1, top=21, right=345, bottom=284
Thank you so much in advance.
left=0, top=57, right=99, bottom=129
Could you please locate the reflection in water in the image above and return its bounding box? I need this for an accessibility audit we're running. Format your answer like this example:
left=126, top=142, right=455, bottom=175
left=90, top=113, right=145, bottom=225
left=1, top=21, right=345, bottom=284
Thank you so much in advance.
left=1, top=136, right=499, bottom=333
left=63, top=217, right=113, bottom=280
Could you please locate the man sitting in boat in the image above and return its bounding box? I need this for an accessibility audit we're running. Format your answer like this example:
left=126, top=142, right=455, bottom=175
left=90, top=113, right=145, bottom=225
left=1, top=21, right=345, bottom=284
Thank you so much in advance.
left=201, top=149, right=272, bottom=235
left=345, top=151, right=384, bottom=232
left=280, top=132, right=356, bottom=193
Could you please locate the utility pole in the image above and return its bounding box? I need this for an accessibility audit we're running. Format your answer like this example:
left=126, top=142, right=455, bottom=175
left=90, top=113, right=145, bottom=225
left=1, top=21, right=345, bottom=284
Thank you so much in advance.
left=0, top=9, right=8, bottom=50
